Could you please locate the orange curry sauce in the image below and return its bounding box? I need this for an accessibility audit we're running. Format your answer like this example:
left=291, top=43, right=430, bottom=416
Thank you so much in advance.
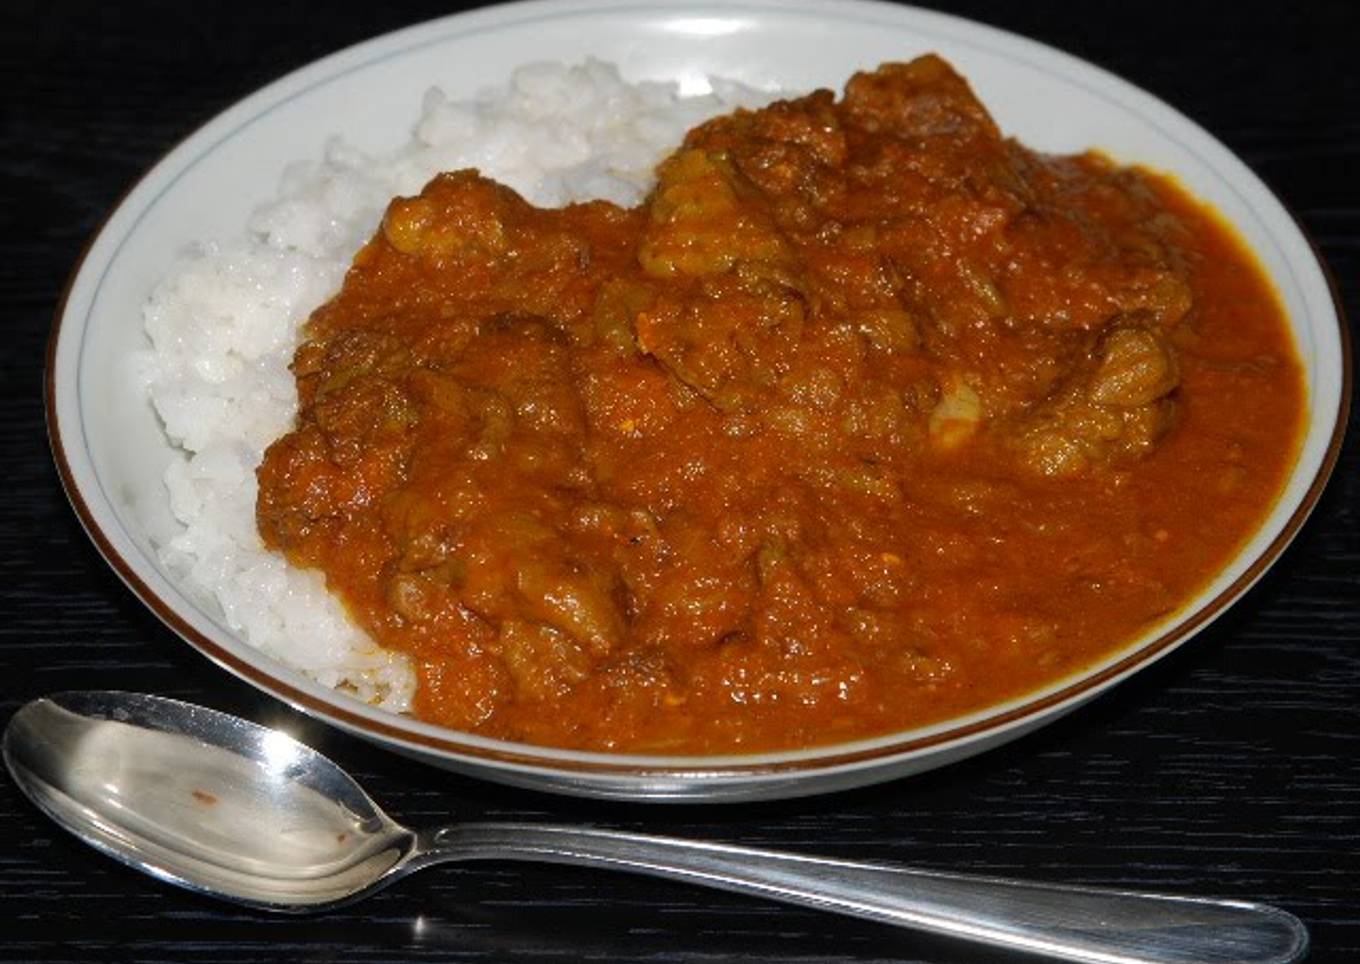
left=257, top=56, right=1303, bottom=753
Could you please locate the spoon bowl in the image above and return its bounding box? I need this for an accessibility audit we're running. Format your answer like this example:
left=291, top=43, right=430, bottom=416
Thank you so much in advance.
left=3, top=692, right=1310, bottom=962
left=4, top=692, right=416, bottom=908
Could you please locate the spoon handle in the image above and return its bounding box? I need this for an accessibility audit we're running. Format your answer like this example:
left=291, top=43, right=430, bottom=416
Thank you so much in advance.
left=415, top=823, right=1305, bottom=963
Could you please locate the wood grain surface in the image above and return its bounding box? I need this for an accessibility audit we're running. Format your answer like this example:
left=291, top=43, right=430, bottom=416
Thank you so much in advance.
left=3, top=1, right=1356, bottom=961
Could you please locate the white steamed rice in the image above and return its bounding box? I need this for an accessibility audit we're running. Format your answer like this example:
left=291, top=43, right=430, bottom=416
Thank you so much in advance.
left=139, top=61, right=774, bottom=712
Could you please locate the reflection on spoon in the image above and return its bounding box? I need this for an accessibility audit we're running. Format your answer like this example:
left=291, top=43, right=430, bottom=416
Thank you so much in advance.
left=3, top=691, right=1308, bottom=964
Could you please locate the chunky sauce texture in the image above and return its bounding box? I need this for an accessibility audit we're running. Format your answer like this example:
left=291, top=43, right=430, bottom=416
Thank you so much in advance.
left=257, top=57, right=1303, bottom=752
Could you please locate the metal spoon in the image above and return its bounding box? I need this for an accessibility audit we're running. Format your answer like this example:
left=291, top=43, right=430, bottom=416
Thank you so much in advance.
left=3, top=692, right=1306, bottom=963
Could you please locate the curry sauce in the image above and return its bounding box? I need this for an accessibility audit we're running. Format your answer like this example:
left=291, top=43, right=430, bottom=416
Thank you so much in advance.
left=257, top=56, right=1303, bottom=752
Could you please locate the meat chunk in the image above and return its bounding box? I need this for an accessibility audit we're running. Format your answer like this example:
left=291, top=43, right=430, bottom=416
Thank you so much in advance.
left=633, top=150, right=808, bottom=410
left=381, top=170, right=513, bottom=260
left=638, top=149, right=790, bottom=280
left=841, top=54, right=1001, bottom=141
left=1010, top=323, right=1180, bottom=476
left=1088, top=325, right=1180, bottom=407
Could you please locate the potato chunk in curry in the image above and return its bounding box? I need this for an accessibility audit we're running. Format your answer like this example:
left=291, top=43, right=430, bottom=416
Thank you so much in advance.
left=257, top=56, right=1301, bottom=752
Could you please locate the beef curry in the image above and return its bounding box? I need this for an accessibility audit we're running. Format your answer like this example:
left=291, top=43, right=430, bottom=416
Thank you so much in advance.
left=257, top=56, right=1303, bottom=753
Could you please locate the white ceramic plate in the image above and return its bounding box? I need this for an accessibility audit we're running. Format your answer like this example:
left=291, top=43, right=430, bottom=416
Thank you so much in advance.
left=47, top=0, right=1348, bottom=801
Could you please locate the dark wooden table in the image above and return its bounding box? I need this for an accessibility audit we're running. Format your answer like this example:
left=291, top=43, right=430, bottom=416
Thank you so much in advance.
left=4, top=1, right=1356, bottom=961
